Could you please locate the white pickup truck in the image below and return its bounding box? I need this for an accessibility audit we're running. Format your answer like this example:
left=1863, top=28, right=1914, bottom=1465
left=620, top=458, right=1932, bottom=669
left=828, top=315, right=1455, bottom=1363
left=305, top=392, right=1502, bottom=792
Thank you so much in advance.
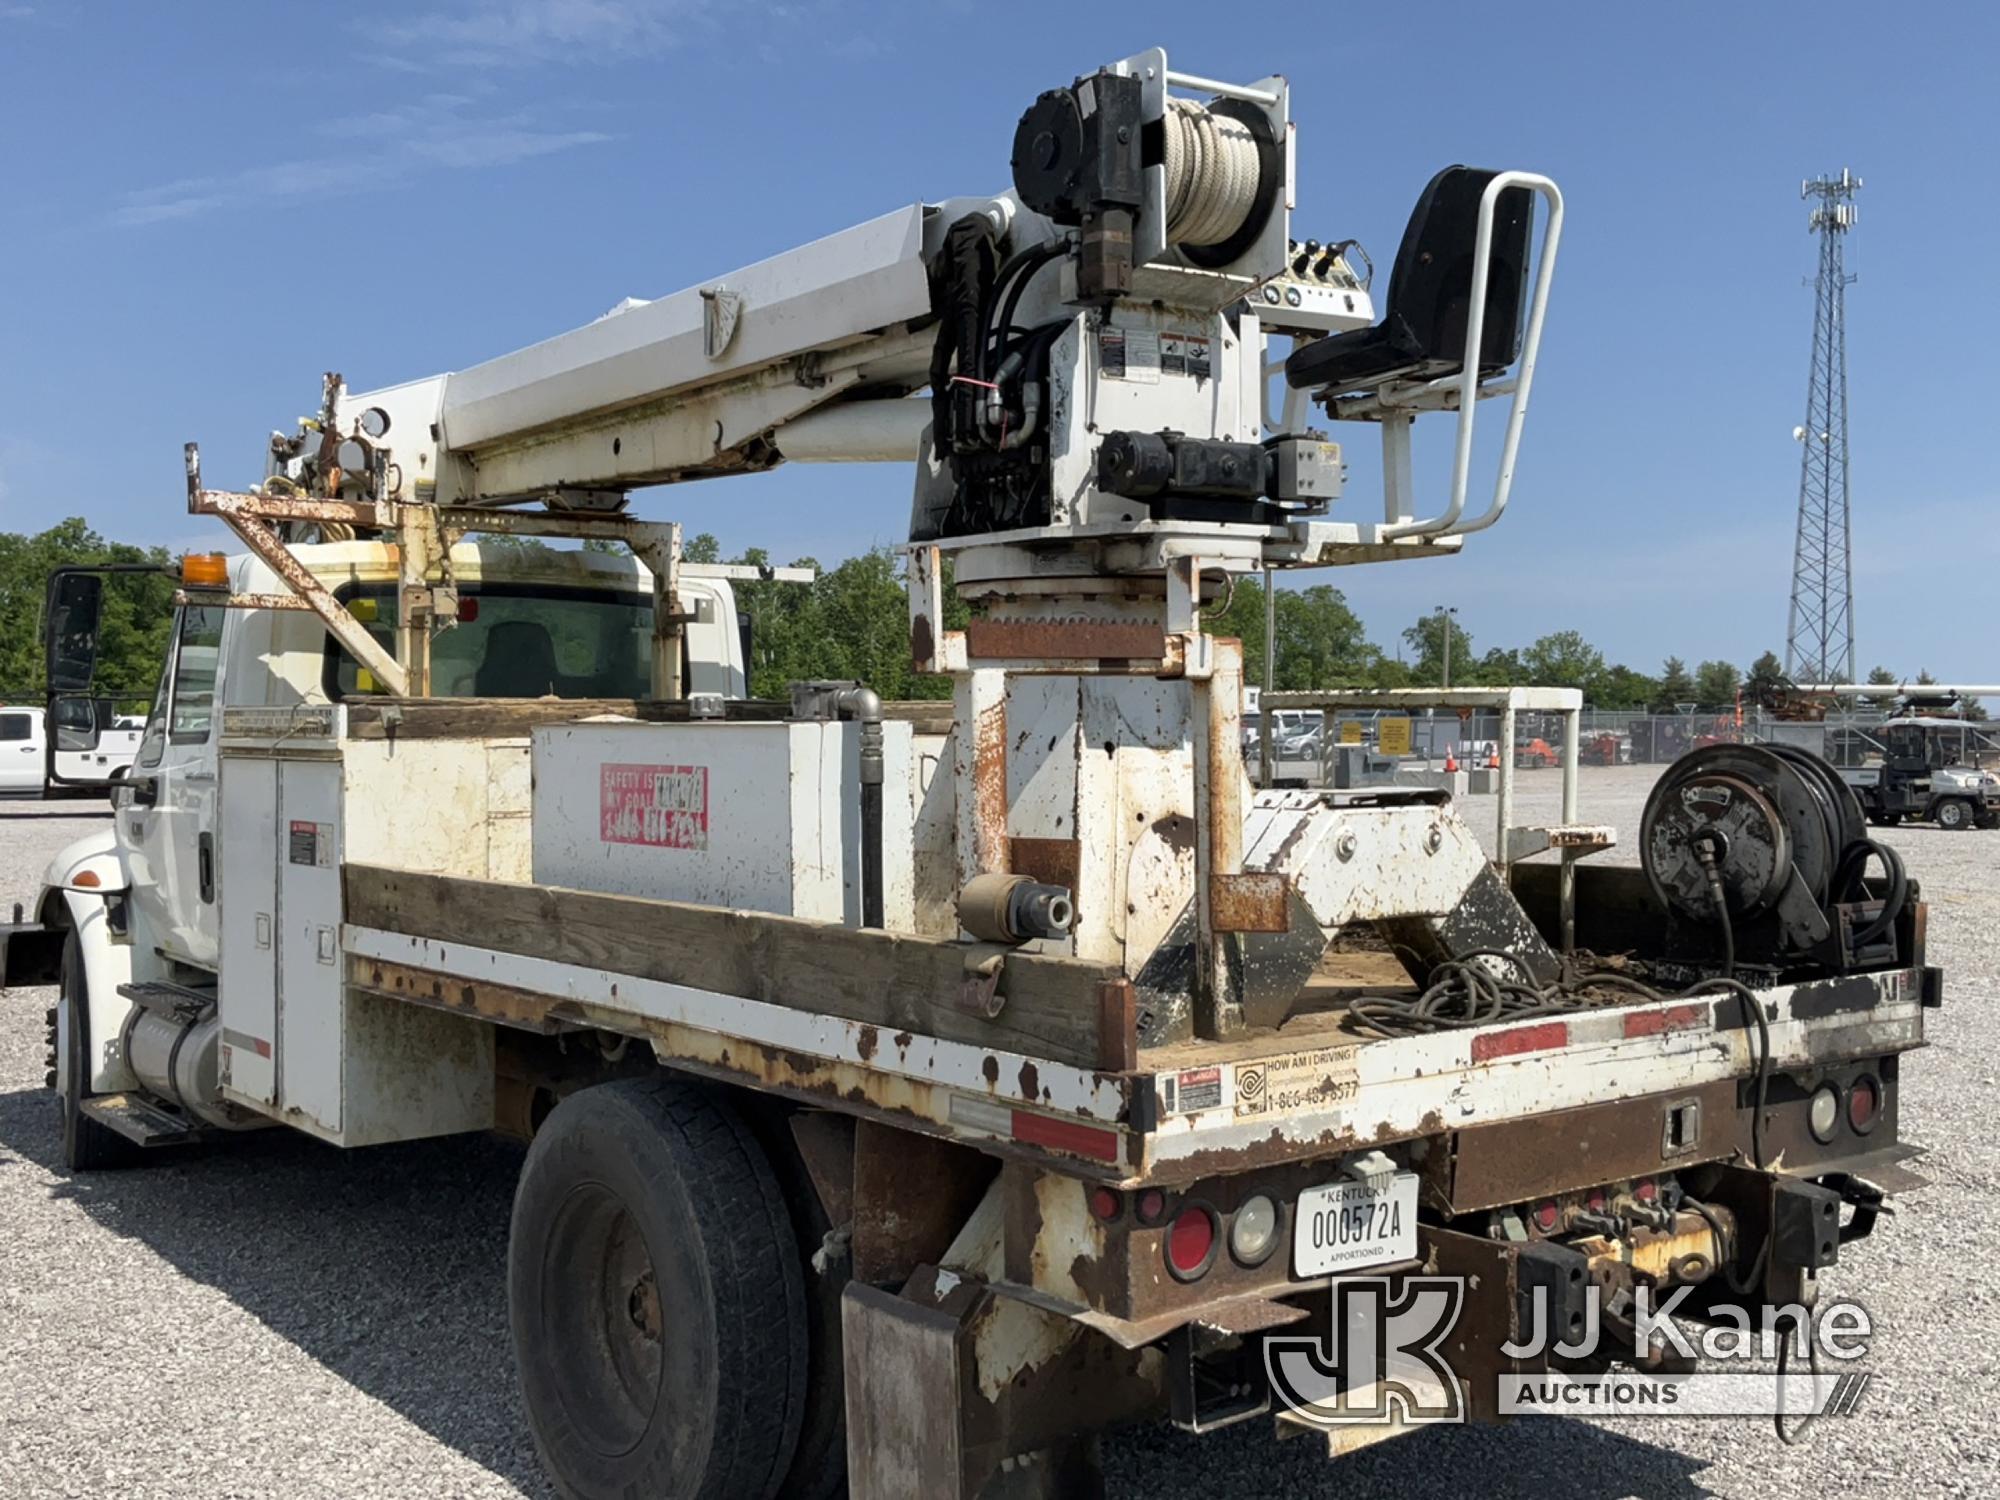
left=0, top=701, right=145, bottom=797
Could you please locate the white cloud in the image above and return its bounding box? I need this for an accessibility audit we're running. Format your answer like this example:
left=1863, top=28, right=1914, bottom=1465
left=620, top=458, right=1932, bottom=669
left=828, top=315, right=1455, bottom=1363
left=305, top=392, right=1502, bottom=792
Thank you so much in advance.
left=374, top=0, right=709, bottom=68
left=109, top=93, right=611, bottom=228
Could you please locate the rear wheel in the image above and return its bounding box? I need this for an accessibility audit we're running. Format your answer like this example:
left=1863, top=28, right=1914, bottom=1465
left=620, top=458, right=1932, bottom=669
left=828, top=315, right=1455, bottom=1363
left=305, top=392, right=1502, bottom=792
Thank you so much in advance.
left=53, top=932, right=140, bottom=1171
left=508, top=1078, right=809, bottom=1500
left=1934, top=798, right=1974, bottom=831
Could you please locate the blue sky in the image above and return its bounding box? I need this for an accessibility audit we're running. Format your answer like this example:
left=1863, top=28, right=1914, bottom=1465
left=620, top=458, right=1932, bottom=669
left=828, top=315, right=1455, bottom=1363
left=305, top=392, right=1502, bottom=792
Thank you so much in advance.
left=3, top=1, right=1995, bottom=680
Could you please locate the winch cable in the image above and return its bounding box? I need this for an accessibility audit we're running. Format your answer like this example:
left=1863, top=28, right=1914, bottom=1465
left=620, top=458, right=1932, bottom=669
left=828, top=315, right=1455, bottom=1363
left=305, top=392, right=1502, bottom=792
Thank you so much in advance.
left=1349, top=949, right=1766, bottom=1042
left=1352, top=946, right=1777, bottom=1175
left=1161, top=98, right=1261, bottom=248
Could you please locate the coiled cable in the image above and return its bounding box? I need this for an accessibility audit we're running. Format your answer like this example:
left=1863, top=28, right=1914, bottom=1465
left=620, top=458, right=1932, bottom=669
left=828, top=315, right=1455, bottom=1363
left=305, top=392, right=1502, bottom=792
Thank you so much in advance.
left=1161, top=98, right=1261, bottom=248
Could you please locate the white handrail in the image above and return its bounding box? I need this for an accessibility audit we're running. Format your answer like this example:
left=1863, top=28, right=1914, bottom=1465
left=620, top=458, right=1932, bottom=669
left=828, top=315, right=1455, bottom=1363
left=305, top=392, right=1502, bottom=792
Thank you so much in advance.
left=1379, top=171, right=1565, bottom=540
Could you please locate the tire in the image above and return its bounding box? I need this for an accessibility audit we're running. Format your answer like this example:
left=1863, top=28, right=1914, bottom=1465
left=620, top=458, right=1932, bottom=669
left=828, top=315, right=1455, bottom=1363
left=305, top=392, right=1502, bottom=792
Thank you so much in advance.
left=53, top=931, right=140, bottom=1171
left=508, top=1078, right=809, bottom=1500
left=1934, top=798, right=1973, bottom=831
left=753, top=1117, right=851, bottom=1500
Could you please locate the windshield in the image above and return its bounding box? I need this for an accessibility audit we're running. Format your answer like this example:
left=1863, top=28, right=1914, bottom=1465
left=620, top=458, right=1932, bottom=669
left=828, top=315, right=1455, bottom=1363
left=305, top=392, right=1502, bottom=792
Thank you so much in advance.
left=326, top=584, right=655, bottom=699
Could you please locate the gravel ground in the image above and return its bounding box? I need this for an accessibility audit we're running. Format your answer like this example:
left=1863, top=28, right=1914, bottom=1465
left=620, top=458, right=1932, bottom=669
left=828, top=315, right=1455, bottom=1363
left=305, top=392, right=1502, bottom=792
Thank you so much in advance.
left=2, top=772, right=1995, bottom=1499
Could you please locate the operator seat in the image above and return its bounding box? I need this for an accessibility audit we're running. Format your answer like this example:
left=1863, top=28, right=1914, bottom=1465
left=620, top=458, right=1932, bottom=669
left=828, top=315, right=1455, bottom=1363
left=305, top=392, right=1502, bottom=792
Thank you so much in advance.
left=475, top=620, right=561, bottom=698
left=1285, top=165, right=1533, bottom=398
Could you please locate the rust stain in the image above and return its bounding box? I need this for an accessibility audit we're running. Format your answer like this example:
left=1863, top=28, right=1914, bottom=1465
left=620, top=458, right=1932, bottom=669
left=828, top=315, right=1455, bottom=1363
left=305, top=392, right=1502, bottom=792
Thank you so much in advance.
left=856, top=1025, right=879, bottom=1063
left=910, top=611, right=935, bottom=670
left=1019, top=1060, right=1041, bottom=1099
left=982, top=1055, right=1000, bottom=1086
left=1210, top=872, right=1291, bottom=934
left=1011, top=837, right=1080, bottom=898
left=970, top=699, right=1010, bottom=874
left=966, top=618, right=1168, bottom=662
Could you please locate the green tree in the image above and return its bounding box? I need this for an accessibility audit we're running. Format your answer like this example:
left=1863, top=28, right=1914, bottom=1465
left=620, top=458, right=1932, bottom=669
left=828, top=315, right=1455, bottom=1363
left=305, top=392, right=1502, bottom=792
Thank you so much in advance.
left=1654, top=656, right=1695, bottom=712
left=1214, top=576, right=1376, bottom=691
left=0, top=518, right=176, bottom=699
left=1742, top=650, right=1791, bottom=711
left=1693, top=659, right=1741, bottom=708
left=1591, top=664, right=1658, bottom=711
left=1521, top=630, right=1605, bottom=689
left=1400, top=612, right=1476, bottom=686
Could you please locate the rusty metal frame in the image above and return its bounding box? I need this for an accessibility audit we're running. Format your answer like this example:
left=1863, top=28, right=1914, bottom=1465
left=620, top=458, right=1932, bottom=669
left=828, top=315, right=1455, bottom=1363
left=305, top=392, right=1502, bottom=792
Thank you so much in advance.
left=180, top=442, right=749, bottom=701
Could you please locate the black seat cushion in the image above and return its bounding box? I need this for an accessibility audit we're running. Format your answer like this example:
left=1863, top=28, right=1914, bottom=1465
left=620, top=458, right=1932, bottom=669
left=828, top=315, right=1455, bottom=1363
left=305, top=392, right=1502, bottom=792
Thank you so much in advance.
left=1286, top=165, right=1533, bottom=395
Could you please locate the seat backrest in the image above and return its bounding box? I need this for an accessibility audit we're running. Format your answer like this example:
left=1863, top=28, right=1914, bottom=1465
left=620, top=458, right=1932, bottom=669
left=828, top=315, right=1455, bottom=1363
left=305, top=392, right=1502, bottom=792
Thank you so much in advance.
left=475, top=619, right=560, bottom=697
left=1384, top=165, right=1534, bottom=371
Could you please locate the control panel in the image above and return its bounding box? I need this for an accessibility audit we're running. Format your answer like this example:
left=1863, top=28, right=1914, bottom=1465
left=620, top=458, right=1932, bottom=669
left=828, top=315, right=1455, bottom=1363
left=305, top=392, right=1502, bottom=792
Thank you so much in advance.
left=1251, top=238, right=1377, bottom=335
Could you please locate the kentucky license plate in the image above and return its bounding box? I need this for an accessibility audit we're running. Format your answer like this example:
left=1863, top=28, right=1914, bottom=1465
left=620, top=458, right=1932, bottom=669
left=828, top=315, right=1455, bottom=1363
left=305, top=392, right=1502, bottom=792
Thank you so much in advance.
left=1293, top=1173, right=1419, bottom=1277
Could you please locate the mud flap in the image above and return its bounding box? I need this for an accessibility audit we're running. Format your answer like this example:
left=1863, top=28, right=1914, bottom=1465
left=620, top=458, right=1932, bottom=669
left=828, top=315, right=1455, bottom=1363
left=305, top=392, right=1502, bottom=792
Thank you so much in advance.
left=841, top=1272, right=1159, bottom=1500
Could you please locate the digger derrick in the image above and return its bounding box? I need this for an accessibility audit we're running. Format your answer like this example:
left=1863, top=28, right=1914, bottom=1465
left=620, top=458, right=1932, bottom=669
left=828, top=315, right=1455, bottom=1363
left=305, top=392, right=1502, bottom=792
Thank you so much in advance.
left=5, top=42, right=1933, bottom=1500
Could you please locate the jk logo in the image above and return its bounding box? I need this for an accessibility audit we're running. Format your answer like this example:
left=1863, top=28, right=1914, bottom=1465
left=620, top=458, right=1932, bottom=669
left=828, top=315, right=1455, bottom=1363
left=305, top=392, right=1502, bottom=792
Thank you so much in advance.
left=1264, top=1277, right=1467, bottom=1427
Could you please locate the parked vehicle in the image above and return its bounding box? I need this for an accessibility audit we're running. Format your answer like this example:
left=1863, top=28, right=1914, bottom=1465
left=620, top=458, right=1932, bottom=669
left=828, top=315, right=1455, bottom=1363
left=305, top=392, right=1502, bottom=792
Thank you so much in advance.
left=1830, top=716, right=2000, bottom=829
left=0, top=48, right=1934, bottom=1500
left=0, top=705, right=48, bottom=795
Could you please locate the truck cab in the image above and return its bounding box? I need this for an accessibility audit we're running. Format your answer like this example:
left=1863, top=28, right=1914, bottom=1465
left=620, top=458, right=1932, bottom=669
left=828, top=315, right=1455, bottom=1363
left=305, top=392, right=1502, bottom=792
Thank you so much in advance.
left=31, top=540, right=748, bottom=1000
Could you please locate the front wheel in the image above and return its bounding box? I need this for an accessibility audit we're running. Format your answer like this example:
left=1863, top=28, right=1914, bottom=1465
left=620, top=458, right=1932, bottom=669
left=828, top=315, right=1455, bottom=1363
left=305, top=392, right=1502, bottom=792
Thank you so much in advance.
left=53, top=932, right=139, bottom=1170
left=1934, top=798, right=1974, bottom=831
left=508, top=1078, right=809, bottom=1500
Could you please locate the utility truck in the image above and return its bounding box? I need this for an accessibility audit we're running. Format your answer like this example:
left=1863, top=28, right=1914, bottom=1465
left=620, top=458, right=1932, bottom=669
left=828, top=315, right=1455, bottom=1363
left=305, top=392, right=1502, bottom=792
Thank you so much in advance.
left=2, top=48, right=1934, bottom=1500
left=1829, top=715, right=2000, bottom=830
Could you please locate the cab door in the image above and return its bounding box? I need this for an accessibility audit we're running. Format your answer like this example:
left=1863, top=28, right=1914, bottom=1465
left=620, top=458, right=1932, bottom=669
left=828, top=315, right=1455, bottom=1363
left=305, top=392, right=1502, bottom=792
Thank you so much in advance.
left=121, top=603, right=226, bottom=969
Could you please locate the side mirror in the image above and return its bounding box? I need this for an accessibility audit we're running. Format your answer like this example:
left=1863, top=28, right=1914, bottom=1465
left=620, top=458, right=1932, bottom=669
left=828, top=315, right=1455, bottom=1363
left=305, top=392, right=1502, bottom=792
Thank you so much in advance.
left=50, top=694, right=101, bottom=752
left=44, top=570, right=105, bottom=694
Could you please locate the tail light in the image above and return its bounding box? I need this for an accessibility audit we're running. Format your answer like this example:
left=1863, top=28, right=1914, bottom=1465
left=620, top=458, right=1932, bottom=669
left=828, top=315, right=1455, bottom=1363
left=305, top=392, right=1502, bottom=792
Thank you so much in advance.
left=1166, top=1204, right=1218, bottom=1281
left=1808, top=1084, right=1841, bottom=1142
left=1848, top=1075, right=1880, bottom=1134
left=1532, top=1199, right=1560, bottom=1232
left=1088, top=1186, right=1123, bottom=1223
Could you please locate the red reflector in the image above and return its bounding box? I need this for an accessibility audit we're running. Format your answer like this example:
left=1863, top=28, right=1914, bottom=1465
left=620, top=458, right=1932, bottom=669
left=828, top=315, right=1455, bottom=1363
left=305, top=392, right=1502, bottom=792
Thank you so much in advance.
left=1533, top=1200, right=1559, bottom=1231
left=1088, top=1187, right=1122, bottom=1223
left=1624, top=1003, right=1706, bottom=1039
left=457, top=597, right=480, bottom=623
left=1471, top=1020, right=1570, bottom=1063
left=1586, top=1188, right=1607, bottom=1213
left=1136, top=1187, right=1169, bottom=1225
left=1633, top=1177, right=1658, bottom=1203
left=1849, top=1077, right=1880, bottom=1130
left=1010, top=1110, right=1120, bottom=1163
left=1166, top=1206, right=1216, bottom=1279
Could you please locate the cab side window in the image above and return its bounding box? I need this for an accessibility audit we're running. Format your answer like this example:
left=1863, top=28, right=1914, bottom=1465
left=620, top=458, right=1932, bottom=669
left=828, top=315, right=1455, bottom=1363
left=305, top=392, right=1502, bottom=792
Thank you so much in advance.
left=166, top=605, right=225, bottom=745
left=0, top=713, right=31, bottom=742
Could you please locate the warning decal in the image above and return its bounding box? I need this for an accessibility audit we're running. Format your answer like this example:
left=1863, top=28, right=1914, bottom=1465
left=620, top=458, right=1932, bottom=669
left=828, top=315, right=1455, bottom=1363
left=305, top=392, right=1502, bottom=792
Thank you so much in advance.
left=1235, top=1048, right=1360, bottom=1118
left=601, top=763, right=709, bottom=850
left=1159, top=332, right=1212, bottom=380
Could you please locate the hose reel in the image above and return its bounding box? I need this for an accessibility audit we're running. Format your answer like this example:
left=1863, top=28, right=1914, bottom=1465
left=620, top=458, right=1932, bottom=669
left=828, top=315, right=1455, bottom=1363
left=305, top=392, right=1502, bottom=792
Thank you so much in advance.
left=1641, top=744, right=1905, bottom=970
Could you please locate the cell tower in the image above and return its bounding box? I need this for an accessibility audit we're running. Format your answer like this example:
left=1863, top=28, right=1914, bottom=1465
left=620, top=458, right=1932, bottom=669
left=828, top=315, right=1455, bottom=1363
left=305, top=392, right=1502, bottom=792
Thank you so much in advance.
left=1784, top=169, right=1860, bottom=687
